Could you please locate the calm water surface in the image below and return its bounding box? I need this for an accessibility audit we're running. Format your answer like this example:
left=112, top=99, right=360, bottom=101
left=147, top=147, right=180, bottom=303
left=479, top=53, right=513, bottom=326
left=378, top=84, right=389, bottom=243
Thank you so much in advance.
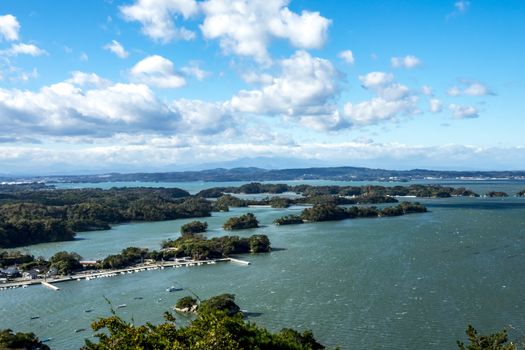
left=1, top=180, right=525, bottom=349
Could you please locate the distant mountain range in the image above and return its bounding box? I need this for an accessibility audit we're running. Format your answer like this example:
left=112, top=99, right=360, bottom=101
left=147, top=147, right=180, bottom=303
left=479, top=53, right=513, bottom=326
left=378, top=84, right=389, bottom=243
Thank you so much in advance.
left=3, top=165, right=525, bottom=184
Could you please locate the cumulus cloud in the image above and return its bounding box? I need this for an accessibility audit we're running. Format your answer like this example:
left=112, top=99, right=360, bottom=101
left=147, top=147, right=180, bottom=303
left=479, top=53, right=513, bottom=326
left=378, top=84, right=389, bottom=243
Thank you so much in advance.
left=391, top=55, right=422, bottom=69
left=449, top=103, right=478, bottom=118
left=171, top=99, right=233, bottom=134
left=104, top=40, right=129, bottom=58
left=0, top=43, right=47, bottom=56
left=66, top=71, right=111, bottom=88
left=200, top=0, right=331, bottom=62
left=0, top=14, right=20, bottom=41
left=120, top=0, right=198, bottom=42
left=429, top=98, right=442, bottom=113
left=181, top=61, right=210, bottom=80
left=359, top=72, right=394, bottom=89
left=338, top=50, right=354, bottom=65
left=342, top=71, right=419, bottom=126
left=447, top=81, right=494, bottom=96
left=130, top=55, right=186, bottom=88
left=231, top=50, right=340, bottom=124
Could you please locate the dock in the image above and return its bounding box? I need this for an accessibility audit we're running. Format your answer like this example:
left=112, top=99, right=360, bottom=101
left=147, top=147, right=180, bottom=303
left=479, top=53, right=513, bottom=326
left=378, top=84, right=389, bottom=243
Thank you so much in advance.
left=41, top=281, right=60, bottom=291
left=0, top=257, right=248, bottom=291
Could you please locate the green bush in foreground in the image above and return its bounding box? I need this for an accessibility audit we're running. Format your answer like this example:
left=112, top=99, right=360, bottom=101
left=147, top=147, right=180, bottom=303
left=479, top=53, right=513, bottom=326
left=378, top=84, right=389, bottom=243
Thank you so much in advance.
left=83, top=307, right=325, bottom=349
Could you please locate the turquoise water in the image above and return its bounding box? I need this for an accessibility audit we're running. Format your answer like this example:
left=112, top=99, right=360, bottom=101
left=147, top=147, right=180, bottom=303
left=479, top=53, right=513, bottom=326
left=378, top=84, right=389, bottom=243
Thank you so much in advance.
left=1, top=180, right=525, bottom=349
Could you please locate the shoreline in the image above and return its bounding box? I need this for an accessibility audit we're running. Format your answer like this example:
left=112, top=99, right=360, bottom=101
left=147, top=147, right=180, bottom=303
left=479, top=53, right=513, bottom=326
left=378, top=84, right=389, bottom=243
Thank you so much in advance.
left=0, top=257, right=249, bottom=291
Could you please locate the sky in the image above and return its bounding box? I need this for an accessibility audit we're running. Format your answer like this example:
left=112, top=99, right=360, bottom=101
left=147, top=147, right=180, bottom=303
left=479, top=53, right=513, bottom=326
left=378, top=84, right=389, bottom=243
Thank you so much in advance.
left=0, top=0, right=524, bottom=175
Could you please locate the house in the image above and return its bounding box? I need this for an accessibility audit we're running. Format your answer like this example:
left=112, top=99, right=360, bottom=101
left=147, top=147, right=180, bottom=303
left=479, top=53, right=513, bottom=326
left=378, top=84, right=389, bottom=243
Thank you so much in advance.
left=0, top=267, right=21, bottom=279
left=23, top=269, right=39, bottom=280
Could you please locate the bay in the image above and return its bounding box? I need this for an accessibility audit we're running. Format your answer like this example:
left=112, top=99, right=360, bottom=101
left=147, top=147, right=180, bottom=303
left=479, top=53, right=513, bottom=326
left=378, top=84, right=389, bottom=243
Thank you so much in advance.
left=1, top=180, right=525, bottom=349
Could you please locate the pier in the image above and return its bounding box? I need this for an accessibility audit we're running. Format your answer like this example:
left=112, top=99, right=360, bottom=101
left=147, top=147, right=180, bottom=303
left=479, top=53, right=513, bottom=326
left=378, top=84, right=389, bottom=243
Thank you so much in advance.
left=41, top=281, right=60, bottom=291
left=0, top=257, right=251, bottom=291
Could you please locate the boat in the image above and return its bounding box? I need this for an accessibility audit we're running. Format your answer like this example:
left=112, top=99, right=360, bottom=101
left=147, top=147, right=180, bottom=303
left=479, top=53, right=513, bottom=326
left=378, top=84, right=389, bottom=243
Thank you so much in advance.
left=166, top=285, right=183, bottom=292
left=30, top=316, right=40, bottom=320
left=42, top=338, right=52, bottom=343
left=74, top=328, right=86, bottom=333
left=84, top=309, right=93, bottom=313
left=117, top=304, right=127, bottom=308
left=134, top=296, right=143, bottom=300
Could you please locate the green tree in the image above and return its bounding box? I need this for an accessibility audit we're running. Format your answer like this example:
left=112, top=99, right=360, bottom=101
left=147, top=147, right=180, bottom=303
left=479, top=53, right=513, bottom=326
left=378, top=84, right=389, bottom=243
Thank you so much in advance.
left=457, top=325, right=520, bottom=350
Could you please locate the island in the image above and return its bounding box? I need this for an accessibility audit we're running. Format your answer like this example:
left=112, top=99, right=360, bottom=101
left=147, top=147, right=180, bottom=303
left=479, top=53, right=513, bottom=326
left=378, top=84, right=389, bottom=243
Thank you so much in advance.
left=223, top=213, right=259, bottom=230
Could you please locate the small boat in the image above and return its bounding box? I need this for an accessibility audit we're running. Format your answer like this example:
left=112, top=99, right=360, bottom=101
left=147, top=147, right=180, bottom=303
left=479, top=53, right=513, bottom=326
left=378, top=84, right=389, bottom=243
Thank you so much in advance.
left=84, top=309, right=93, bottom=313
left=30, top=316, right=40, bottom=320
left=166, top=285, right=182, bottom=292
left=42, top=338, right=52, bottom=343
left=74, top=328, right=86, bottom=333
left=117, top=304, right=127, bottom=308
left=134, top=296, right=143, bottom=300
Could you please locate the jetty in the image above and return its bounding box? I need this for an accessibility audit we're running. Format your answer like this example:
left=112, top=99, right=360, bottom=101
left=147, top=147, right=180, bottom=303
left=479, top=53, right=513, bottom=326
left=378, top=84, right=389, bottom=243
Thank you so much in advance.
left=41, top=281, right=60, bottom=291
left=0, top=257, right=251, bottom=291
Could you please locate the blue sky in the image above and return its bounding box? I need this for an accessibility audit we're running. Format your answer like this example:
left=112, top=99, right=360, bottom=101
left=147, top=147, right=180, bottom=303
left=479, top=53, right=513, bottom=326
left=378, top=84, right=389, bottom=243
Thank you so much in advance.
left=0, top=0, right=524, bottom=174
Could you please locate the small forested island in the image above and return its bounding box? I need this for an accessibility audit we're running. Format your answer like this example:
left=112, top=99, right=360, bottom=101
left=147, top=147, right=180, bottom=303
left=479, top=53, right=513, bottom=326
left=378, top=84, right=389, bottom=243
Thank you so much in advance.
left=518, top=190, right=525, bottom=197
left=223, top=213, right=259, bottom=230
left=486, top=191, right=509, bottom=197
left=162, top=233, right=270, bottom=260
left=274, top=202, right=428, bottom=224
left=174, top=293, right=241, bottom=316
left=180, top=220, right=208, bottom=237
left=274, top=215, right=304, bottom=226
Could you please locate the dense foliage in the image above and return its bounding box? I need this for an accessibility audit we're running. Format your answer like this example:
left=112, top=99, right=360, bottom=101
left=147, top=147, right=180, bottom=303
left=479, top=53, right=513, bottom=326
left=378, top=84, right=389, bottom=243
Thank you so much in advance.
left=180, top=221, right=208, bottom=237
left=0, top=250, right=34, bottom=267
left=199, top=293, right=241, bottom=316
left=274, top=215, right=305, bottom=226
left=0, top=187, right=212, bottom=248
left=49, top=251, right=82, bottom=274
left=83, top=305, right=325, bottom=349
left=0, top=329, right=49, bottom=350
left=223, top=213, right=259, bottom=230
left=300, top=202, right=427, bottom=222
left=162, top=234, right=270, bottom=260
left=457, top=325, right=522, bottom=350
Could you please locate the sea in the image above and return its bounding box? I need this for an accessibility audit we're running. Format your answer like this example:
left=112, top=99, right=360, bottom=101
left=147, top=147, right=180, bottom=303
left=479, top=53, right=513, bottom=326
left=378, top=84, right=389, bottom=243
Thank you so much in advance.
left=1, top=179, right=524, bottom=349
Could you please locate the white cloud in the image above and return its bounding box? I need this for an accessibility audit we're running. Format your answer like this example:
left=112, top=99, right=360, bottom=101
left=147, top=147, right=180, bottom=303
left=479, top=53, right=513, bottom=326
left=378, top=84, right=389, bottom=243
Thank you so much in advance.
left=343, top=72, right=419, bottom=126
left=449, top=104, right=478, bottom=119
left=171, top=99, right=232, bottom=134
left=3, top=141, right=524, bottom=174
left=66, top=71, right=111, bottom=88
left=0, top=14, right=20, bottom=41
left=338, top=50, right=354, bottom=65
left=104, top=40, right=129, bottom=58
left=421, top=85, right=433, bottom=95
left=181, top=61, right=210, bottom=80
left=120, top=0, right=198, bottom=42
left=130, top=55, right=186, bottom=88
left=1, top=43, right=47, bottom=56
left=359, top=72, right=394, bottom=89
left=391, top=55, right=422, bottom=69
left=447, top=1, right=470, bottom=18
left=80, top=53, right=89, bottom=62
left=447, top=82, right=493, bottom=96
left=429, top=98, right=442, bottom=113
left=200, top=0, right=330, bottom=62
left=343, top=96, right=419, bottom=126
left=231, top=50, right=340, bottom=122
left=454, top=1, right=470, bottom=13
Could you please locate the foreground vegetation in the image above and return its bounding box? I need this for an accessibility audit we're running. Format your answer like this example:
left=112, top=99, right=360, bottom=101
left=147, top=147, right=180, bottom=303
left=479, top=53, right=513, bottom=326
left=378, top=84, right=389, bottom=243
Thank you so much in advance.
left=2, top=321, right=522, bottom=349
